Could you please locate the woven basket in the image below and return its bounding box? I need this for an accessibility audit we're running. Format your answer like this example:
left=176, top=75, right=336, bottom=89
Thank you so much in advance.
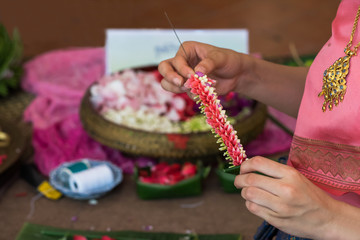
left=0, top=91, right=33, bottom=177
left=80, top=87, right=267, bottom=159
left=0, top=119, right=26, bottom=174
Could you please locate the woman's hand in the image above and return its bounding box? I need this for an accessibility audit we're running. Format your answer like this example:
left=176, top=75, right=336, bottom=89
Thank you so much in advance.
left=158, top=41, right=308, bottom=117
left=158, top=41, right=254, bottom=96
left=234, top=156, right=343, bottom=239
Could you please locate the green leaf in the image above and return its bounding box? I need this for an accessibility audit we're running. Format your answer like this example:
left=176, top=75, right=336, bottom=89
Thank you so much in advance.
left=0, top=42, right=15, bottom=76
left=202, top=165, right=211, bottom=179
left=57, top=235, right=68, bottom=240
left=0, top=82, right=9, bottom=96
left=0, top=23, right=23, bottom=97
left=11, top=65, right=23, bottom=78
left=18, top=222, right=242, bottom=240
left=223, top=165, right=240, bottom=175
left=12, top=28, right=23, bottom=59
left=0, top=24, right=13, bottom=63
left=5, top=77, right=19, bottom=88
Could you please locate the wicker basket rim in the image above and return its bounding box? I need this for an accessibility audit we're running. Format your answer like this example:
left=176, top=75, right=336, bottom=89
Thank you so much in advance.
left=82, top=86, right=265, bottom=137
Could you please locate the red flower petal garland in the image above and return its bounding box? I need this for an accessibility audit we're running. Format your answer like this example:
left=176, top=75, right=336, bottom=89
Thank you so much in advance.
left=184, top=72, right=247, bottom=166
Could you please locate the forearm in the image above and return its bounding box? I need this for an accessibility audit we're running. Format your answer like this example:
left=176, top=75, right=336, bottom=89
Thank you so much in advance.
left=239, top=57, right=309, bottom=118
left=322, top=200, right=360, bottom=240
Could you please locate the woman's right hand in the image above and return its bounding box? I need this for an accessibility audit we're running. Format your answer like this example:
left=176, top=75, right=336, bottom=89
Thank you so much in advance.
left=159, top=41, right=308, bottom=118
left=158, top=41, right=255, bottom=96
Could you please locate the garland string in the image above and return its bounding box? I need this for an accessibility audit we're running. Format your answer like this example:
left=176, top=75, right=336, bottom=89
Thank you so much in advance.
left=185, top=72, right=247, bottom=166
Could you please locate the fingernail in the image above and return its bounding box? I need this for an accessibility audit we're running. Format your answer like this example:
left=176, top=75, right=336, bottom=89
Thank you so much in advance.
left=174, top=78, right=182, bottom=86
left=195, top=67, right=206, bottom=75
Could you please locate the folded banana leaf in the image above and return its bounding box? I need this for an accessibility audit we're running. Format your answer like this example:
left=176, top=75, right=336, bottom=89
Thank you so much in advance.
left=16, top=222, right=242, bottom=240
left=218, top=157, right=288, bottom=193
left=135, top=162, right=210, bottom=200
left=216, top=163, right=241, bottom=193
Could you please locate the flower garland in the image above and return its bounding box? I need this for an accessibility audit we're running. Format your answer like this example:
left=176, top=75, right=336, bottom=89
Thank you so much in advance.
left=185, top=72, right=247, bottom=166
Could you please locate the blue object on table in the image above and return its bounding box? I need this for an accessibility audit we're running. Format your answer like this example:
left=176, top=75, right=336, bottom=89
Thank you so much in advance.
left=50, top=159, right=123, bottom=200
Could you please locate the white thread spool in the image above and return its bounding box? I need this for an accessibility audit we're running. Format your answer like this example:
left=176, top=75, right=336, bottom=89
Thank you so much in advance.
left=59, top=159, right=91, bottom=187
left=69, top=164, right=114, bottom=194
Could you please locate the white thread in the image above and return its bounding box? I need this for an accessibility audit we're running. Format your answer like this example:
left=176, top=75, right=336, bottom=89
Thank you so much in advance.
left=69, top=164, right=114, bottom=194
left=27, top=192, right=43, bottom=219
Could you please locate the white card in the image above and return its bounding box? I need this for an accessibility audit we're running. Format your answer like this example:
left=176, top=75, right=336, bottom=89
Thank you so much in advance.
left=105, top=29, right=249, bottom=74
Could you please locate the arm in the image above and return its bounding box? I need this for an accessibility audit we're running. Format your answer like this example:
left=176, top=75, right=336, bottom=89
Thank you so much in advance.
left=243, top=58, right=308, bottom=118
left=234, top=157, right=360, bottom=240
left=158, top=41, right=308, bottom=118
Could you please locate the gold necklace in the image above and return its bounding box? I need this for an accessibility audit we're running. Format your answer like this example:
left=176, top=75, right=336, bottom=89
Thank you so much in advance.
left=319, top=6, right=360, bottom=112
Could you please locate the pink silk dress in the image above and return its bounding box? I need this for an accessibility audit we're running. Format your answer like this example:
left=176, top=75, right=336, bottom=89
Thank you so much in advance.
left=288, top=0, right=360, bottom=207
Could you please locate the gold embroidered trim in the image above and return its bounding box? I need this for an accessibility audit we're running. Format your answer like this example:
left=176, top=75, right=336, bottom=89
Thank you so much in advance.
left=289, top=135, right=360, bottom=190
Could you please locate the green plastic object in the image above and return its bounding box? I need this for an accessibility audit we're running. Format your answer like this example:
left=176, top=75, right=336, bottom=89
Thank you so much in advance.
left=16, top=222, right=242, bottom=240
left=135, top=163, right=211, bottom=200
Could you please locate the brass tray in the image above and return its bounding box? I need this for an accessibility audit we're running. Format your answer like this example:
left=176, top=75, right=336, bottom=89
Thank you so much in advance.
left=0, top=120, right=26, bottom=174
left=80, top=87, right=267, bottom=159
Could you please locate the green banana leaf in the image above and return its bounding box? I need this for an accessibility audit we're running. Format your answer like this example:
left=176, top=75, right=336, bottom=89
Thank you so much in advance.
left=135, top=162, right=211, bottom=200
left=219, top=157, right=288, bottom=193
left=216, top=163, right=241, bottom=193
left=16, top=222, right=242, bottom=240
left=0, top=23, right=23, bottom=97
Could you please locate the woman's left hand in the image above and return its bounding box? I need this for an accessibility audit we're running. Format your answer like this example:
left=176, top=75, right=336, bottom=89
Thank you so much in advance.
left=234, top=156, right=337, bottom=239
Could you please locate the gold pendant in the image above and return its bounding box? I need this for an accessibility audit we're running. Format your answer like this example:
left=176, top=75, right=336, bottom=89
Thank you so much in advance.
left=318, top=55, right=351, bottom=111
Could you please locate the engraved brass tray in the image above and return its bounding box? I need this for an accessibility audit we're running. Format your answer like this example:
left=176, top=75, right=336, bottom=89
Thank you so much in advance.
left=80, top=87, right=267, bottom=159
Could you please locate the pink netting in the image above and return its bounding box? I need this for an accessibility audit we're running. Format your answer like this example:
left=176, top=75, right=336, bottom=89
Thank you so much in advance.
left=22, top=48, right=154, bottom=176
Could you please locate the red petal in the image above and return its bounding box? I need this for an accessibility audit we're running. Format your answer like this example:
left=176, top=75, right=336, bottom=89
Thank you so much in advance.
left=152, top=162, right=168, bottom=173
left=73, top=235, right=88, bottom=240
left=181, top=162, right=197, bottom=177
left=158, top=175, right=171, bottom=185
left=168, top=163, right=181, bottom=173
left=139, top=176, right=157, bottom=184
left=225, top=92, right=235, bottom=101
left=101, top=236, right=116, bottom=240
left=168, top=172, right=185, bottom=184
left=139, top=170, right=150, bottom=177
